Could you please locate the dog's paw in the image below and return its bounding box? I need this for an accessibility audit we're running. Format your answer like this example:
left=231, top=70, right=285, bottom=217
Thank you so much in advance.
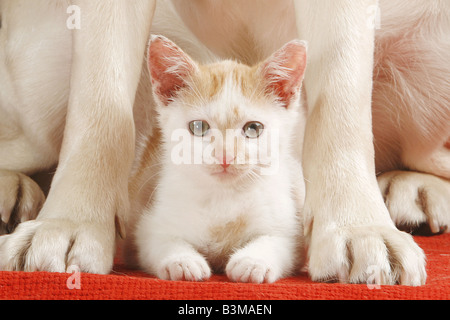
left=0, top=219, right=115, bottom=274
left=0, top=171, right=45, bottom=235
left=157, top=253, right=211, bottom=281
left=226, top=255, right=280, bottom=284
left=307, top=225, right=426, bottom=286
left=378, top=171, right=450, bottom=235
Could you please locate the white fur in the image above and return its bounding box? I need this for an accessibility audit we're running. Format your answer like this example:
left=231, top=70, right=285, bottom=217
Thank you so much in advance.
left=146, top=0, right=449, bottom=286
left=0, top=0, right=156, bottom=274
left=0, top=0, right=448, bottom=286
left=136, top=158, right=303, bottom=282
left=131, top=38, right=305, bottom=283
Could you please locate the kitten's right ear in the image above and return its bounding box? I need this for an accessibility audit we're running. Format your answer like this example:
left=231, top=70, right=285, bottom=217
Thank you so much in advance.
left=148, top=35, right=198, bottom=106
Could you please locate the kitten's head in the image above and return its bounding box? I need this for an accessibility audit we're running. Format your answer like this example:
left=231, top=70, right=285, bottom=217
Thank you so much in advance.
left=148, top=35, right=307, bottom=184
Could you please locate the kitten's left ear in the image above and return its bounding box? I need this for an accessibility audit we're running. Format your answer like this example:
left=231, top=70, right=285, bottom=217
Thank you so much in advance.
left=148, top=35, right=199, bottom=106
left=259, top=40, right=307, bottom=108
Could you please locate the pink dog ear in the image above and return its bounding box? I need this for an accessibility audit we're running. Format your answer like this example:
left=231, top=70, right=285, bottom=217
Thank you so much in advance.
left=260, top=40, right=307, bottom=108
left=148, top=35, right=198, bottom=106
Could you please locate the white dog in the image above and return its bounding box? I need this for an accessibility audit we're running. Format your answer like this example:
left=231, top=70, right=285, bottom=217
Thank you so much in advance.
left=0, top=0, right=448, bottom=286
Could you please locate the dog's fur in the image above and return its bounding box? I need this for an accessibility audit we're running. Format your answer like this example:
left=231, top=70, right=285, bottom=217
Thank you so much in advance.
left=0, top=0, right=449, bottom=285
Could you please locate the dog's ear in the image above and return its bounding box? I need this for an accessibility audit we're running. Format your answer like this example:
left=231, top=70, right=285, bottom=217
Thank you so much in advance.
left=259, top=40, right=307, bottom=108
left=148, top=35, right=198, bottom=106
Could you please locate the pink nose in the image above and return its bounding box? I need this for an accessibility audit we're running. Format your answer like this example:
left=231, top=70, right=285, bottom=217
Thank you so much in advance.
left=220, top=156, right=234, bottom=169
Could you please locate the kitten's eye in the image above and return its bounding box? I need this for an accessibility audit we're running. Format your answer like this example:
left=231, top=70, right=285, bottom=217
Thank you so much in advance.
left=189, top=120, right=210, bottom=137
left=243, top=122, right=264, bottom=139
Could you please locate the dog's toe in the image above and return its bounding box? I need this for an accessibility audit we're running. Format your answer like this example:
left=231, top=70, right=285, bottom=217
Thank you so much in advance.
left=0, top=219, right=114, bottom=274
left=378, top=171, right=450, bottom=236
left=0, top=170, right=45, bottom=235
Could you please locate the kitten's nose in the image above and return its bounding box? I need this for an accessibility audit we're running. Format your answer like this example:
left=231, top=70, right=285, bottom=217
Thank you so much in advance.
left=220, top=155, right=234, bottom=169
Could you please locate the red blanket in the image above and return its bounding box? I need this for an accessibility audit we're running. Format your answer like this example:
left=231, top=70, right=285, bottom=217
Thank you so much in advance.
left=1, top=234, right=448, bottom=300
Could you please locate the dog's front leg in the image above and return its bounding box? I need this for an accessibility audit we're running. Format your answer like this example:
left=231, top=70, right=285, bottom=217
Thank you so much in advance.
left=294, top=0, right=426, bottom=285
left=0, top=0, right=155, bottom=274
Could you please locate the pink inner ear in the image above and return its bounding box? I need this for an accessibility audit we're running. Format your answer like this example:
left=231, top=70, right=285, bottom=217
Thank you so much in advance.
left=148, top=36, right=195, bottom=106
left=262, top=41, right=307, bottom=107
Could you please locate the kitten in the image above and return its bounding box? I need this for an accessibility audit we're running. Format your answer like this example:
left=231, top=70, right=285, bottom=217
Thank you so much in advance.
left=127, top=35, right=307, bottom=283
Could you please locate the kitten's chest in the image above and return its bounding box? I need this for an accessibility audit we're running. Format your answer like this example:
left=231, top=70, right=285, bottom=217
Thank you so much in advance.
left=199, top=214, right=257, bottom=273
left=194, top=195, right=266, bottom=272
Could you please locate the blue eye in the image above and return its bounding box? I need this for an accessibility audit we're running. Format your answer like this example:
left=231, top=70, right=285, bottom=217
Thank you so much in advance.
left=243, top=122, right=264, bottom=139
left=189, top=120, right=210, bottom=137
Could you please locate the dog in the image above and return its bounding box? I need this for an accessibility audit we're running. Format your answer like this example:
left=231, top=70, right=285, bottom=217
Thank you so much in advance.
left=0, top=0, right=448, bottom=285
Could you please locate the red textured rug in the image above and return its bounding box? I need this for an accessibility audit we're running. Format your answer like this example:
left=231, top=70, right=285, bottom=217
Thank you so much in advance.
left=0, top=234, right=448, bottom=300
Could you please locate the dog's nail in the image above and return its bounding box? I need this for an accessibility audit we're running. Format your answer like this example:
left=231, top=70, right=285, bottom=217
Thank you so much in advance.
left=304, top=217, right=313, bottom=237
left=429, top=218, right=440, bottom=234
left=115, top=215, right=126, bottom=240
left=0, top=210, right=11, bottom=225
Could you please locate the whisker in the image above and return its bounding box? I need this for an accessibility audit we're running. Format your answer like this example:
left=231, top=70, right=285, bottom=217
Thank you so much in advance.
left=141, top=162, right=164, bottom=171
left=137, top=170, right=162, bottom=194
left=144, top=183, right=160, bottom=210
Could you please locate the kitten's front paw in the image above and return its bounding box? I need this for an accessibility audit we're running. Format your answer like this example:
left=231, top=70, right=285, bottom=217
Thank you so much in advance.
left=158, top=254, right=211, bottom=282
left=226, top=256, right=280, bottom=284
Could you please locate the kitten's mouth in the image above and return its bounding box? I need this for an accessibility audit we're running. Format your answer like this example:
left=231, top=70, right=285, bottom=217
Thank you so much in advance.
left=211, top=168, right=236, bottom=177
left=210, top=166, right=242, bottom=179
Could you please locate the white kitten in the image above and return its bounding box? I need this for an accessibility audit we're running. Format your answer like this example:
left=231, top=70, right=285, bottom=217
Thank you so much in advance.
left=128, top=35, right=307, bottom=283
